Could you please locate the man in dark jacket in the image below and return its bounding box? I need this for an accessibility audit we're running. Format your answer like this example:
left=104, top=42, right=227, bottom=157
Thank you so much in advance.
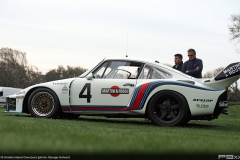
left=181, top=48, right=203, bottom=78
left=172, top=54, right=183, bottom=71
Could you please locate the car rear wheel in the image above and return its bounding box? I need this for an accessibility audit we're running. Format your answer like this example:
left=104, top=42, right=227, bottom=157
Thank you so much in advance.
left=148, top=91, right=190, bottom=126
left=28, top=88, right=60, bottom=118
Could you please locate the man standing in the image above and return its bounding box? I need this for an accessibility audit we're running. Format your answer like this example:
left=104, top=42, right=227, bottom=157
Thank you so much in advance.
left=172, top=54, right=183, bottom=71
left=181, top=48, right=203, bottom=78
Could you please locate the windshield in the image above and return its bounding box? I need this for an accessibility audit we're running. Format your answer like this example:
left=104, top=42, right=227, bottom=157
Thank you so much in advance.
left=79, top=58, right=105, bottom=78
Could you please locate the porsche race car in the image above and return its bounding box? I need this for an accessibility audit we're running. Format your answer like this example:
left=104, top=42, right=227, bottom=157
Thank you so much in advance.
left=5, top=57, right=240, bottom=126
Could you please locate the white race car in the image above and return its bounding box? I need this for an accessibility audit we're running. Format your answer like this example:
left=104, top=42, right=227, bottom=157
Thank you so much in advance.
left=5, top=57, right=240, bottom=126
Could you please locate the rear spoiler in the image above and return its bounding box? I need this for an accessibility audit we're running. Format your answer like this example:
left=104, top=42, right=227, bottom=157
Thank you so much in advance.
left=214, top=62, right=240, bottom=81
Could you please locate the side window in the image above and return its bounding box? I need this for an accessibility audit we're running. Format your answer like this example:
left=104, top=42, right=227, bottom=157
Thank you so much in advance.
left=155, top=68, right=172, bottom=79
left=139, top=65, right=172, bottom=79
left=152, top=69, right=164, bottom=79
left=92, top=61, right=142, bottom=79
left=139, top=66, right=150, bottom=79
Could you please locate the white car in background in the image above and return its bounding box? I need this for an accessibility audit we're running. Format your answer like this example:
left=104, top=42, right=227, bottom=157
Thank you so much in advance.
left=5, top=57, right=240, bottom=126
left=0, top=87, right=22, bottom=107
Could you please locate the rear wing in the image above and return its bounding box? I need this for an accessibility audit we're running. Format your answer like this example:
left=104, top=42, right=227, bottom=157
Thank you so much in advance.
left=214, top=62, right=240, bottom=81
left=198, top=62, right=240, bottom=89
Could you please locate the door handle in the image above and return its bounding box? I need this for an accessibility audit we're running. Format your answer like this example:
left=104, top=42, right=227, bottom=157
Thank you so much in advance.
left=123, top=83, right=134, bottom=87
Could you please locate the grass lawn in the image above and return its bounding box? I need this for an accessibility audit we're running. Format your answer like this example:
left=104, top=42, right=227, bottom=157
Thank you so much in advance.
left=0, top=105, right=240, bottom=158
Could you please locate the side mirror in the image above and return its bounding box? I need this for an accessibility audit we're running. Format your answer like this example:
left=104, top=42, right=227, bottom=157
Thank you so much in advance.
left=86, top=73, right=93, bottom=80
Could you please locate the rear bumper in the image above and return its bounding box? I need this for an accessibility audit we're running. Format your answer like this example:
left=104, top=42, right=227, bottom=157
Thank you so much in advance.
left=191, top=88, right=228, bottom=120
left=213, top=88, right=228, bottom=116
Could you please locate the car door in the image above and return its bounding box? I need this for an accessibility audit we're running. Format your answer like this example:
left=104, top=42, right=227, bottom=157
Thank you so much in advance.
left=70, top=60, right=143, bottom=111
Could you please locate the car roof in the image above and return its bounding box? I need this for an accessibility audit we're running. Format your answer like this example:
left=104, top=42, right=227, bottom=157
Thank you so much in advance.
left=104, top=57, right=161, bottom=65
left=104, top=57, right=193, bottom=79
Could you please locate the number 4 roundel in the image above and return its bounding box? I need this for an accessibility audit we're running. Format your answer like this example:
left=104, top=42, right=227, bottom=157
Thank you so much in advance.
left=79, top=83, right=92, bottom=103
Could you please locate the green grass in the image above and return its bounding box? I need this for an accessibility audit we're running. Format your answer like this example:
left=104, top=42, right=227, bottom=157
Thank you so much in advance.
left=0, top=106, right=240, bottom=156
left=229, top=102, right=240, bottom=106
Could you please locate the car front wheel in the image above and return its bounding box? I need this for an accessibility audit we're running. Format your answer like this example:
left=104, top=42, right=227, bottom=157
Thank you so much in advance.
left=28, top=88, right=61, bottom=118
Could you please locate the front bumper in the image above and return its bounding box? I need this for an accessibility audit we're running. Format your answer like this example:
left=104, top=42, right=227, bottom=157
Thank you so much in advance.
left=5, top=94, right=24, bottom=114
left=5, top=97, right=17, bottom=111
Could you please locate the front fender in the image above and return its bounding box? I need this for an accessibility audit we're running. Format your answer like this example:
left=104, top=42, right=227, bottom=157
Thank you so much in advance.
left=19, top=78, right=77, bottom=113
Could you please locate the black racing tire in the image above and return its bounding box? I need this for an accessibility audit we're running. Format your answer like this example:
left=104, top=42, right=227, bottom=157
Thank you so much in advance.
left=28, top=88, right=61, bottom=118
left=58, top=113, right=80, bottom=119
left=148, top=91, right=190, bottom=126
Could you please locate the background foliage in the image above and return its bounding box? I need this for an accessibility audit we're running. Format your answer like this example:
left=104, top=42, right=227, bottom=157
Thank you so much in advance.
left=0, top=47, right=87, bottom=88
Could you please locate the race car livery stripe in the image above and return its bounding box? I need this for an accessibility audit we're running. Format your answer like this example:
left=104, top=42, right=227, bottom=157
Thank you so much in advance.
left=70, top=105, right=127, bottom=108
left=70, top=107, right=127, bottom=111
left=77, top=110, right=128, bottom=112
left=128, top=82, right=151, bottom=109
left=61, top=105, right=128, bottom=111
left=129, top=86, right=140, bottom=107
left=129, top=81, right=222, bottom=110
left=61, top=106, right=71, bottom=111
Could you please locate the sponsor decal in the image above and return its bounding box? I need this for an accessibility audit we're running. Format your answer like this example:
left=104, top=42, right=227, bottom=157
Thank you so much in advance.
left=62, top=85, right=68, bottom=93
left=53, top=82, right=68, bottom=85
left=219, top=101, right=228, bottom=107
left=223, top=62, right=240, bottom=77
left=16, top=96, right=24, bottom=99
left=193, top=99, right=213, bottom=102
left=196, top=104, right=209, bottom=108
left=101, top=86, right=129, bottom=97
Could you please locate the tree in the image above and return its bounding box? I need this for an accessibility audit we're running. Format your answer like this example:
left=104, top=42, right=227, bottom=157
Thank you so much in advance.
left=0, top=48, right=26, bottom=87
left=44, top=65, right=87, bottom=82
left=0, top=47, right=44, bottom=88
left=228, top=82, right=240, bottom=102
left=203, top=67, right=224, bottom=78
left=229, top=14, right=240, bottom=52
left=0, top=48, right=42, bottom=88
left=0, top=47, right=89, bottom=88
left=26, top=65, right=44, bottom=86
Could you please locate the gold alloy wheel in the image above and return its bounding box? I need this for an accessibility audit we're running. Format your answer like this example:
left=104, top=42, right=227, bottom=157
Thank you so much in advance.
left=31, top=92, right=55, bottom=116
